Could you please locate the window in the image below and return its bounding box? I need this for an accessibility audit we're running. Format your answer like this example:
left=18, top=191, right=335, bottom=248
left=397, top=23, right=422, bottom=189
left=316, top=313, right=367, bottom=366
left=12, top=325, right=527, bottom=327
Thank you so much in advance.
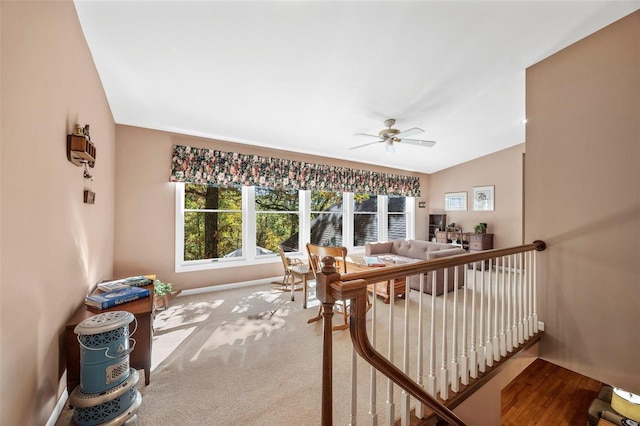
left=310, top=191, right=343, bottom=247
left=388, top=196, right=408, bottom=240
left=255, top=187, right=299, bottom=252
left=182, top=184, right=242, bottom=261
left=353, top=193, right=378, bottom=246
left=176, top=183, right=415, bottom=271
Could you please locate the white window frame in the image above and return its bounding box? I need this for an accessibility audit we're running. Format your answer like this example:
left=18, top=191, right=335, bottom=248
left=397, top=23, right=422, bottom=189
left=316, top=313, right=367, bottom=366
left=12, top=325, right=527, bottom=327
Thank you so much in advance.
left=175, top=183, right=416, bottom=272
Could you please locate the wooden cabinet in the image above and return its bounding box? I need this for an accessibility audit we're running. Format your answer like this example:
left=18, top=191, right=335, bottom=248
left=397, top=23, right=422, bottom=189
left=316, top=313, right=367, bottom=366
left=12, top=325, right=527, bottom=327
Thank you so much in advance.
left=428, top=214, right=446, bottom=242
left=468, top=234, right=494, bottom=269
left=435, top=230, right=449, bottom=244
left=469, top=233, right=493, bottom=251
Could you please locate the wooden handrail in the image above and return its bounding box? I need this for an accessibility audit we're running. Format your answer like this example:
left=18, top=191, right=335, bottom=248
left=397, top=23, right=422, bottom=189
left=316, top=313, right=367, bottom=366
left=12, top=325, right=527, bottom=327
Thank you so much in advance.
left=316, top=241, right=547, bottom=425
left=341, top=240, right=546, bottom=285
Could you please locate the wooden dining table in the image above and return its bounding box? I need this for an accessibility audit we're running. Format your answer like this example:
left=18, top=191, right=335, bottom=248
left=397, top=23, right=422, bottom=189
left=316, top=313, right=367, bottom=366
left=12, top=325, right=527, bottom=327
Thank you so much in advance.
left=347, top=257, right=406, bottom=304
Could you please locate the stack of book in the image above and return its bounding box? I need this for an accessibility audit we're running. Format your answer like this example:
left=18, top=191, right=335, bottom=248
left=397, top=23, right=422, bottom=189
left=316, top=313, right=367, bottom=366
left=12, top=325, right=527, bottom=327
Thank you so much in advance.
left=85, top=276, right=153, bottom=309
left=363, top=256, right=386, bottom=267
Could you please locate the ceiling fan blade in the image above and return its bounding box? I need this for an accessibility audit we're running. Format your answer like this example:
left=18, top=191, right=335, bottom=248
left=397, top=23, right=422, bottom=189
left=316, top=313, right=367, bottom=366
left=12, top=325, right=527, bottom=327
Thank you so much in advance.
left=394, top=127, right=424, bottom=139
left=354, top=132, right=381, bottom=139
left=349, top=140, right=383, bottom=150
left=399, top=138, right=436, bottom=148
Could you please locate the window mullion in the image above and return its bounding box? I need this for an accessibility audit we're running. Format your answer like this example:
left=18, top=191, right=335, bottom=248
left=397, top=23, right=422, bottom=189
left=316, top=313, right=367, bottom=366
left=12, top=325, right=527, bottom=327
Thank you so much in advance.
left=175, top=183, right=186, bottom=272
left=299, top=190, right=311, bottom=254
left=343, top=192, right=354, bottom=251
left=406, top=197, right=416, bottom=239
left=244, top=186, right=256, bottom=261
left=379, top=194, right=388, bottom=242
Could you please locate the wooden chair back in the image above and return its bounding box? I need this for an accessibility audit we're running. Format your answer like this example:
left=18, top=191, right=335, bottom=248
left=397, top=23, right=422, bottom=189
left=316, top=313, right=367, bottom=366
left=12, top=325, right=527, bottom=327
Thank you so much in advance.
left=305, top=243, right=348, bottom=277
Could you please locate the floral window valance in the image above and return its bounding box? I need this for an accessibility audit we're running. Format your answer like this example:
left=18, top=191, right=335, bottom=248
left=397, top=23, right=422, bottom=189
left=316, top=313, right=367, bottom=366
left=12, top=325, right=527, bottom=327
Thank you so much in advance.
left=170, top=144, right=421, bottom=197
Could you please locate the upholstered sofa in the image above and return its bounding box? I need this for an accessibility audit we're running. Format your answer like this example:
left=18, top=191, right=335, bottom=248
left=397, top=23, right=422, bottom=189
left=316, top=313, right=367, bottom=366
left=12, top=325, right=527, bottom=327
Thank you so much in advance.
left=364, top=239, right=466, bottom=295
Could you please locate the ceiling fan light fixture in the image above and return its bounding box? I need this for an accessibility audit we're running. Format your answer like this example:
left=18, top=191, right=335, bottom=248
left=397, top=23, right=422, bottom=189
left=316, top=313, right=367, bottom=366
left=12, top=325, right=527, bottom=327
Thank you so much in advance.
left=385, top=140, right=395, bottom=154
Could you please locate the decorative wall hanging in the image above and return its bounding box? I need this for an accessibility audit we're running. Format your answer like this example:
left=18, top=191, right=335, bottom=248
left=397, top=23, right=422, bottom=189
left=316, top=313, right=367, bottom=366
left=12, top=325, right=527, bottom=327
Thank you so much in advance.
left=67, top=124, right=96, bottom=167
left=473, top=185, right=494, bottom=211
left=445, top=192, right=467, bottom=211
left=169, top=144, right=421, bottom=197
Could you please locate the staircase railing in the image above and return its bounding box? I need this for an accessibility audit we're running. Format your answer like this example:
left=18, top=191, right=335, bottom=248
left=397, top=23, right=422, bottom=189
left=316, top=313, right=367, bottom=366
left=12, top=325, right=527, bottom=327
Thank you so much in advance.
left=316, top=240, right=546, bottom=425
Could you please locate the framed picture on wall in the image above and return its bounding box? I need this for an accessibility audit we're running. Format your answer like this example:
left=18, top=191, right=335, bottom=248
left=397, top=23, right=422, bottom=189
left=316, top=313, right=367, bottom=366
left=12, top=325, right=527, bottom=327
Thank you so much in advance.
left=473, top=185, right=494, bottom=211
left=445, top=192, right=467, bottom=211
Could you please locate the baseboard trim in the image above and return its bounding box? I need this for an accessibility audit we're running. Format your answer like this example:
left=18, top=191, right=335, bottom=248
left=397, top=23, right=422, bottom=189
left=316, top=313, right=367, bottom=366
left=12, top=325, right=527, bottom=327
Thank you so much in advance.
left=46, top=389, right=68, bottom=426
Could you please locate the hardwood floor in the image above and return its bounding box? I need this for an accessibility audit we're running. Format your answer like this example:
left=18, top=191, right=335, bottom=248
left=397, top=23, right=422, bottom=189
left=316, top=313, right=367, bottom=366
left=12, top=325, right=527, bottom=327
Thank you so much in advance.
left=501, top=358, right=602, bottom=425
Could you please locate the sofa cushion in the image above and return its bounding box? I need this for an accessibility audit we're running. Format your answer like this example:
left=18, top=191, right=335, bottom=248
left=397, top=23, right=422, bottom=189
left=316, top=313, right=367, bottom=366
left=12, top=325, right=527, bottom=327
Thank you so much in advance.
left=365, top=239, right=468, bottom=295
left=427, top=248, right=467, bottom=260
left=390, top=239, right=459, bottom=260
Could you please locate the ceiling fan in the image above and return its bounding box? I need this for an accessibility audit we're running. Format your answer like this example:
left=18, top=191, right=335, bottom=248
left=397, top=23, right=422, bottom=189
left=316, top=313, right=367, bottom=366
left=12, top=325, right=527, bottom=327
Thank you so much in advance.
left=350, top=119, right=436, bottom=153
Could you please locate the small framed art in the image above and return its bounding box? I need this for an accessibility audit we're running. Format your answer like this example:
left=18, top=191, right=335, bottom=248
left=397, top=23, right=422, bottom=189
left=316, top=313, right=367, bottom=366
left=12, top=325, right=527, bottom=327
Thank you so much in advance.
left=445, top=192, right=467, bottom=211
left=473, top=185, right=494, bottom=211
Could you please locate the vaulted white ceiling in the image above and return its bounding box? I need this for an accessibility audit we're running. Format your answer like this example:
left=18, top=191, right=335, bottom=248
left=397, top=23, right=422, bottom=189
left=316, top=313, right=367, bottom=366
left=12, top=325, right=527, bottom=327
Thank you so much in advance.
left=74, top=1, right=639, bottom=174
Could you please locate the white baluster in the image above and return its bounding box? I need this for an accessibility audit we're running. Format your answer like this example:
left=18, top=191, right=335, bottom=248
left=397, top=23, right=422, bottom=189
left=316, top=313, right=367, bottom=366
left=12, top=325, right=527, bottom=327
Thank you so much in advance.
left=450, top=266, right=460, bottom=393
left=533, top=251, right=538, bottom=333
left=426, top=271, right=436, bottom=396
left=351, top=345, right=357, bottom=426
left=528, top=251, right=534, bottom=336
left=439, top=269, right=449, bottom=400
left=485, top=258, right=493, bottom=368
left=460, top=265, right=469, bottom=386
left=505, top=255, right=513, bottom=353
left=469, top=262, right=478, bottom=379
left=511, top=255, right=518, bottom=348
left=369, top=277, right=378, bottom=426
left=385, top=279, right=395, bottom=426
left=517, top=253, right=524, bottom=345
left=478, top=260, right=486, bottom=374
left=415, top=274, right=425, bottom=419
left=522, top=251, right=531, bottom=340
left=499, top=256, right=507, bottom=357
left=492, top=257, right=500, bottom=362
left=401, top=277, right=410, bottom=425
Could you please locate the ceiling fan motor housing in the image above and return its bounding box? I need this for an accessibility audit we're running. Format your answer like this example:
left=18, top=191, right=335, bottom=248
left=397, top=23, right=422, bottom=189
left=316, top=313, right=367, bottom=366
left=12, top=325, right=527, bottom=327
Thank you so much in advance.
left=379, top=128, right=400, bottom=140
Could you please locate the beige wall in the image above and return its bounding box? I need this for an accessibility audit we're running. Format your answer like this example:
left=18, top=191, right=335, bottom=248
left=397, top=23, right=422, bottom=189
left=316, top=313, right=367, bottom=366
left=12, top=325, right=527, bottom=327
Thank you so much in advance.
left=0, top=2, right=116, bottom=424
left=428, top=144, right=525, bottom=248
left=526, top=11, right=640, bottom=393
left=114, top=125, right=430, bottom=290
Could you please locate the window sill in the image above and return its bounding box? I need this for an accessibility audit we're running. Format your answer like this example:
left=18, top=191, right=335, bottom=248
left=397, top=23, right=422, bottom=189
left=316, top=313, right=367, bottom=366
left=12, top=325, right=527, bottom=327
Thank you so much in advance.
left=176, top=253, right=305, bottom=273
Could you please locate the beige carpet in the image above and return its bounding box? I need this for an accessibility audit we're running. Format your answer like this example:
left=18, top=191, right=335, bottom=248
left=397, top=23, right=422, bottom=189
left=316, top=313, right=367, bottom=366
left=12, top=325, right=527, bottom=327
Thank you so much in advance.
left=56, top=276, right=484, bottom=425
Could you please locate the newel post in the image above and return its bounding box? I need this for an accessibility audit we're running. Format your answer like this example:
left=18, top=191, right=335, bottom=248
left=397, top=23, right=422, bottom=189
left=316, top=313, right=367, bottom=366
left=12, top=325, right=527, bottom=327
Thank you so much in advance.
left=317, top=256, right=340, bottom=426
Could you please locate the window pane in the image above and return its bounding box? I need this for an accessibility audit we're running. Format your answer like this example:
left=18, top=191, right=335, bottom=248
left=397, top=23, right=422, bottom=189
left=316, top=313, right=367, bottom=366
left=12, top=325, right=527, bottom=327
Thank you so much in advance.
left=354, top=193, right=376, bottom=212
left=185, top=184, right=241, bottom=210
left=311, top=191, right=342, bottom=212
left=310, top=213, right=343, bottom=246
left=255, top=187, right=298, bottom=211
left=388, top=196, right=406, bottom=212
left=354, top=214, right=378, bottom=246
left=184, top=212, right=242, bottom=260
left=256, top=212, right=299, bottom=253
left=388, top=214, right=407, bottom=240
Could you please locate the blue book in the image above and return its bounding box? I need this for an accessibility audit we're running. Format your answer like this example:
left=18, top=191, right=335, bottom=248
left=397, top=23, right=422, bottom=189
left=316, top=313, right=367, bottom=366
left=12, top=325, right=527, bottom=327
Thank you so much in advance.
left=85, top=286, right=150, bottom=309
left=123, top=276, right=153, bottom=287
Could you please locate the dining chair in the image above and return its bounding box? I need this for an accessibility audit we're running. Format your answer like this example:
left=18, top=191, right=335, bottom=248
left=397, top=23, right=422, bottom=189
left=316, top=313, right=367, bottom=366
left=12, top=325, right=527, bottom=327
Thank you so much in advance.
left=277, top=245, right=312, bottom=306
left=305, top=243, right=350, bottom=331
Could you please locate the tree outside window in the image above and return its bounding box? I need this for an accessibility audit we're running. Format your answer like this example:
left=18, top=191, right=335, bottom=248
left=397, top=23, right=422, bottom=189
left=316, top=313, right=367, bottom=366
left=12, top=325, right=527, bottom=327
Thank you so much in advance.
left=183, top=184, right=242, bottom=260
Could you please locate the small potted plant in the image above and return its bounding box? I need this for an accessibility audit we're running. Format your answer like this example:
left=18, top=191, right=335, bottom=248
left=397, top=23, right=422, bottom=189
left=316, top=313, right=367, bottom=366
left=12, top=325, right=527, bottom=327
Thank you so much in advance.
left=154, top=279, right=180, bottom=310
left=474, top=223, right=487, bottom=234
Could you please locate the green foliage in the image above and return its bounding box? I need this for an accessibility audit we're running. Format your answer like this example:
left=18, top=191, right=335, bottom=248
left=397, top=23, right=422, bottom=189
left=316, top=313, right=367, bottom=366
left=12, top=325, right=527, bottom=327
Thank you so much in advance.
left=474, top=223, right=487, bottom=233
left=154, top=280, right=173, bottom=297
left=184, top=184, right=242, bottom=259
